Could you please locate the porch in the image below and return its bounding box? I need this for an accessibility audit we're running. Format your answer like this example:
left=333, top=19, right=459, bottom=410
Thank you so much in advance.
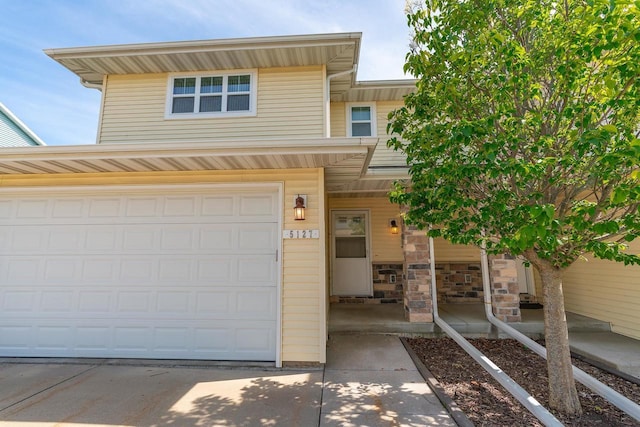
left=328, top=303, right=612, bottom=338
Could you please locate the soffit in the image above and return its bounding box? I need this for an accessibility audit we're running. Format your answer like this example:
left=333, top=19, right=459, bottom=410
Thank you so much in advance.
left=0, top=138, right=377, bottom=193
left=331, top=80, right=417, bottom=102
left=327, top=168, right=410, bottom=197
left=45, top=33, right=362, bottom=91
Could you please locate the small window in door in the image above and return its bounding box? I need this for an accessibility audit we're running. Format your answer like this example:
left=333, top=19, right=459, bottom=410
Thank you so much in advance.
left=335, top=214, right=367, bottom=258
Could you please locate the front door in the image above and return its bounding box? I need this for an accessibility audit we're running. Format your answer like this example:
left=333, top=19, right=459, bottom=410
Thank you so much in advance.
left=331, top=210, right=372, bottom=296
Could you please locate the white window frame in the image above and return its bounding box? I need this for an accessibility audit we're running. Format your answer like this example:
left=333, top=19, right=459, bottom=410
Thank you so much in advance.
left=165, top=70, right=257, bottom=119
left=346, top=103, right=377, bottom=137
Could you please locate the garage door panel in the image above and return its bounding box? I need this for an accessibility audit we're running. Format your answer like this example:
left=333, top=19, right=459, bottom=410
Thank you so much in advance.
left=201, top=196, right=235, bottom=216
left=0, top=320, right=276, bottom=360
left=5, top=192, right=278, bottom=225
left=236, top=289, right=277, bottom=317
left=163, top=196, right=197, bottom=217
left=238, top=256, right=277, bottom=283
left=3, top=226, right=276, bottom=255
left=0, top=187, right=279, bottom=361
left=52, top=199, right=85, bottom=218
left=78, top=291, right=111, bottom=312
left=88, top=198, right=122, bottom=217
left=239, top=194, right=278, bottom=217
left=16, top=199, right=49, bottom=218
left=2, top=291, right=36, bottom=312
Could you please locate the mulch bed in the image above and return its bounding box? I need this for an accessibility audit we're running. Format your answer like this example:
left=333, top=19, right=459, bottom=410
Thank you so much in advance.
left=407, top=338, right=640, bottom=426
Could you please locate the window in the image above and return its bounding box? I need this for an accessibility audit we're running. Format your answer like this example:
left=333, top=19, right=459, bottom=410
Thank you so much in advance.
left=346, top=103, right=376, bottom=137
left=166, top=71, right=256, bottom=118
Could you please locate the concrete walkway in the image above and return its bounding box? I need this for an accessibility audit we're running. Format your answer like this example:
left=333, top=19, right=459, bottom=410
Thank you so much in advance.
left=330, top=303, right=640, bottom=381
left=322, top=334, right=456, bottom=426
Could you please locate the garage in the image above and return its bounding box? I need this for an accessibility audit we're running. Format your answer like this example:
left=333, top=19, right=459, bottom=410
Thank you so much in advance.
left=0, top=184, right=281, bottom=361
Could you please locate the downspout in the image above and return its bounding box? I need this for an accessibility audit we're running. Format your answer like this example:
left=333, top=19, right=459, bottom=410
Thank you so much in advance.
left=479, top=243, right=640, bottom=421
left=325, top=65, right=357, bottom=137
left=428, top=237, right=563, bottom=426
left=80, top=78, right=103, bottom=91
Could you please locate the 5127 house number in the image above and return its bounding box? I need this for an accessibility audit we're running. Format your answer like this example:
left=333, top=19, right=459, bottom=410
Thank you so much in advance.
left=282, top=229, right=319, bottom=239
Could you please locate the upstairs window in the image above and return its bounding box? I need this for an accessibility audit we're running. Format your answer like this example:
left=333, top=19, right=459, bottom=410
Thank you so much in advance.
left=347, top=103, right=376, bottom=137
left=166, top=71, right=256, bottom=118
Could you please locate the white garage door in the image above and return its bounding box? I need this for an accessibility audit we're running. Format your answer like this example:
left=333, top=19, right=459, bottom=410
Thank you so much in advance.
left=0, top=185, right=280, bottom=361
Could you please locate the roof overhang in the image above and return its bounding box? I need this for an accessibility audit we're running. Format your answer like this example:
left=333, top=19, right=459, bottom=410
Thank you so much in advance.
left=328, top=167, right=410, bottom=198
left=44, top=33, right=362, bottom=91
left=332, top=79, right=417, bottom=102
left=0, top=138, right=377, bottom=192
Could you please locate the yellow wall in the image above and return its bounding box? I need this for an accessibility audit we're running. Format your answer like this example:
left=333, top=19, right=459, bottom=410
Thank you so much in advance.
left=330, top=100, right=407, bottom=167
left=432, top=238, right=481, bottom=262
left=562, top=240, right=640, bottom=340
left=328, top=197, right=403, bottom=262
left=0, top=168, right=327, bottom=363
left=327, top=197, right=480, bottom=263
left=99, top=66, right=325, bottom=144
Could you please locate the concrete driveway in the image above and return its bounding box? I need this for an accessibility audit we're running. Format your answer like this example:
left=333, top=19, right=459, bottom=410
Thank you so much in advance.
left=0, top=361, right=323, bottom=426
left=0, top=335, right=454, bottom=426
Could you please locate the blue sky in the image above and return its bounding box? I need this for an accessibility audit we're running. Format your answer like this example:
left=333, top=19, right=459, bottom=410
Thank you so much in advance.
left=0, top=0, right=411, bottom=146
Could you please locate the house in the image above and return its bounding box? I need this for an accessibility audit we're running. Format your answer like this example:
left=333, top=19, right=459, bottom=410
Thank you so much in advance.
left=0, top=102, right=46, bottom=147
left=0, top=33, right=637, bottom=367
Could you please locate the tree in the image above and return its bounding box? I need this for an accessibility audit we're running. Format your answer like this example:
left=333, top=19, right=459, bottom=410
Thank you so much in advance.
left=388, top=0, right=640, bottom=415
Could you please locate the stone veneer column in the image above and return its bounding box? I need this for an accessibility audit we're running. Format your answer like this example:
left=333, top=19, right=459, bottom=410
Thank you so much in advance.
left=489, top=254, right=522, bottom=322
left=402, top=225, right=433, bottom=323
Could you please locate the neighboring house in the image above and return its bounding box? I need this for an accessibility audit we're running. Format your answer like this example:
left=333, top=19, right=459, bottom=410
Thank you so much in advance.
left=0, top=33, right=637, bottom=367
left=0, top=102, right=46, bottom=147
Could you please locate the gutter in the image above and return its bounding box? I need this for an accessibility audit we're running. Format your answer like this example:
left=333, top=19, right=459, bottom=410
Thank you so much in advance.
left=325, top=65, right=358, bottom=137
left=478, top=243, right=640, bottom=422
left=428, top=236, right=563, bottom=426
left=80, top=78, right=102, bottom=91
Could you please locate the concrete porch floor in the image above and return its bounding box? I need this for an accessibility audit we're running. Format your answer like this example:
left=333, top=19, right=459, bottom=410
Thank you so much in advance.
left=328, top=303, right=611, bottom=338
left=329, top=303, right=640, bottom=379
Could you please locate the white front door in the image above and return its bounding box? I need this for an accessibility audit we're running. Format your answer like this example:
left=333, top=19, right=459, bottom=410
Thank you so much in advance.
left=331, top=210, right=372, bottom=296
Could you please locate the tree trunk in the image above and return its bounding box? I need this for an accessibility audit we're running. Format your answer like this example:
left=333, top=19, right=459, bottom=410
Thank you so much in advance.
left=538, top=260, right=583, bottom=415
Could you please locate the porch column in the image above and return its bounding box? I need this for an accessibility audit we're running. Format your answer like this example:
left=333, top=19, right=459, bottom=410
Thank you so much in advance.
left=489, top=254, right=522, bottom=322
left=402, top=225, right=433, bottom=323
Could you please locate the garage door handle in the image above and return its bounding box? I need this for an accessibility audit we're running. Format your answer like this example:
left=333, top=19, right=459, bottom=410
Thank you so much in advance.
left=275, top=249, right=278, bottom=262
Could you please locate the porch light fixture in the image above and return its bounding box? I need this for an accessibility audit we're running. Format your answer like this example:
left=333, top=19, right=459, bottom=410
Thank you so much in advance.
left=294, top=194, right=306, bottom=220
left=389, top=219, right=399, bottom=234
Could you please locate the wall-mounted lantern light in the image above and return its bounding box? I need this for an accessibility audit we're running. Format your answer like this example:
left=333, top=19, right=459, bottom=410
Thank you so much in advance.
left=389, top=218, right=399, bottom=234
left=294, top=194, right=306, bottom=220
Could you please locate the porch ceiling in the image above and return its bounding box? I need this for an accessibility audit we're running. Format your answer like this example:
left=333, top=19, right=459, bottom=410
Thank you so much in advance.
left=328, top=168, right=410, bottom=198
left=0, top=138, right=377, bottom=192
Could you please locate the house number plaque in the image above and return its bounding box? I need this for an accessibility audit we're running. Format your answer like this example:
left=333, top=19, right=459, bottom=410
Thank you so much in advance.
left=282, top=229, right=319, bottom=239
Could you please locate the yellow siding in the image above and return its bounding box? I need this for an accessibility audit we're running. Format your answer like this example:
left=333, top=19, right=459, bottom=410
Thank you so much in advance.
left=563, top=240, right=640, bottom=340
left=330, top=100, right=407, bottom=166
left=372, top=101, right=408, bottom=167
left=328, top=197, right=403, bottom=262
left=432, top=238, right=481, bottom=262
left=330, top=102, right=346, bottom=137
left=0, top=168, right=326, bottom=363
left=99, top=66, right=325, bottom=144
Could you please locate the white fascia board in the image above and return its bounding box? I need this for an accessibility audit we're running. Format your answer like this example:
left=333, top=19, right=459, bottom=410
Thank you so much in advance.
left=44, top=33, right=362, bottom=59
